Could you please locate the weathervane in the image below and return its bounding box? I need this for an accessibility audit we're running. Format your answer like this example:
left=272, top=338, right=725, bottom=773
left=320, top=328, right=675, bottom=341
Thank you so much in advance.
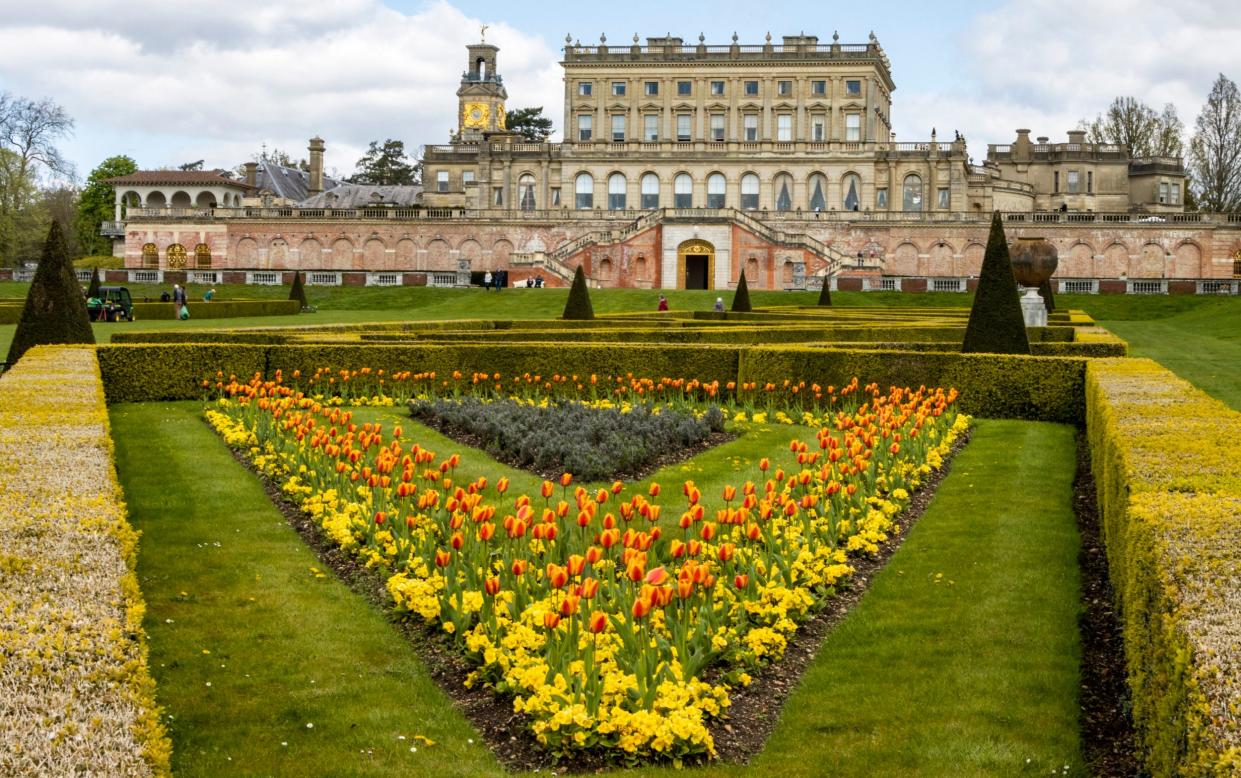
left=480, top=24, right=489, bottom=42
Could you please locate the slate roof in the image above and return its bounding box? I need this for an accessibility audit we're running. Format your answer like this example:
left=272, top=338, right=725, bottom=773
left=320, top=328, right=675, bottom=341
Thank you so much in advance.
left=298, top=183, right=423, bottom=208
left=106, top=170, right=253, bottom=188
left=255, top=162, right=342, bottom=203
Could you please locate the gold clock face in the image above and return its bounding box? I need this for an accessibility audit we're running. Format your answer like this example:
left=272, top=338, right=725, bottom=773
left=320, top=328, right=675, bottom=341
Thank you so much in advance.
left=464, top=102, right=490, bottom=128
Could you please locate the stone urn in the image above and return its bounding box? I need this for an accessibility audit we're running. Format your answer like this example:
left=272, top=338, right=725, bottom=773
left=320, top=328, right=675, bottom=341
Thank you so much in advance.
left=1009, top=238, right=1058, bottom=326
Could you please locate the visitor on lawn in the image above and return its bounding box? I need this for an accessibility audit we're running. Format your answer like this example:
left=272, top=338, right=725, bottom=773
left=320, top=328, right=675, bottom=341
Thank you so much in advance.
left=203, top=288, right=215, bottom=302
left=714, top=297, right=724, bottom=312
left=658, top=294, right=668, bottom=311
left=484, top=271, right=493, bottom=290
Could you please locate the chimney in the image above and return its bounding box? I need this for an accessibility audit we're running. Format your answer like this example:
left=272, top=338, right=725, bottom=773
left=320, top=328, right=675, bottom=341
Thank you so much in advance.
left=243, top=161, right=258, bottom=188
left=308, top=137, right=325, bottom=195
left=1013, top=129, right=1033, bottom=162
left=1036, top=136, right=1049, bottom=144
left=1067, top=129, right=1087, bottom=144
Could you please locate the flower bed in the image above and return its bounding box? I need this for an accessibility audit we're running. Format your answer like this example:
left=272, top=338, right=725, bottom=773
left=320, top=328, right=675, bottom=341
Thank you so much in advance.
left=207, top=371, right=967, bottom=763
left=0, top=346, right=170, bottom=776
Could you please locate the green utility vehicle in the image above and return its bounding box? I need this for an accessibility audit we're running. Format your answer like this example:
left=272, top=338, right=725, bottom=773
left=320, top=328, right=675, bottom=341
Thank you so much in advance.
left=87, top=286, right=135, bottom=322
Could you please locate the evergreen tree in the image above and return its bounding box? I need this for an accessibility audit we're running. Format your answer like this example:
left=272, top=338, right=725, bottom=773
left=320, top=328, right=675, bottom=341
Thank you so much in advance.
left=505, top=107, right=554, bottom=142
left=288, top=270, right=308, bottom=308
left=731, top=270, right=752, bottom=312
left=962, top=212, right=1030, bottom=354
left=817, top=275, right=833, bottom=306
left=562, top=265, right=594, bottom=320
left=86, top=265, right=101, bottom=298
left=5, top=219, right=94, bottom=367
left=350, top=139, right=419, bottom=185
left=1037, top=278, right=1055, bottom=313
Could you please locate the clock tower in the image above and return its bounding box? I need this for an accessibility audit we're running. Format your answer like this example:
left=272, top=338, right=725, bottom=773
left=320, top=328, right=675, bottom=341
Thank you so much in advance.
left=457, top=41, right=508, bottom=141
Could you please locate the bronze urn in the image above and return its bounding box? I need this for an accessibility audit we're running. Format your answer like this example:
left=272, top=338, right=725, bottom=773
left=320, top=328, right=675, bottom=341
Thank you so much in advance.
left=1009, top=237, right=1059, bottom=287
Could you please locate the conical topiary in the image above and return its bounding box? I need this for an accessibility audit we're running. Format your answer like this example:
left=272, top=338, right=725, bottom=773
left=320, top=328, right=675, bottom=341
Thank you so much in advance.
left=962, top=212, right=1030, bottom=354
left=817, top=275, right=832, bottom=306
left=730, top=270, right=752, bottom=313
left=562, top=265, right=594, bottom=320
left=86, top=266, right=102, bottom=299
left=1037, top=278, right=1056, bottom=312
left=289, top=270, right=308, bottom=308
left=5, top=220, right=95, bottom=367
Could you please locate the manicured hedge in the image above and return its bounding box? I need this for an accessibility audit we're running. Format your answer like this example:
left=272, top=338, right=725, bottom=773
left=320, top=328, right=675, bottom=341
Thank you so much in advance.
left=97, top=344, right=269, bottom=402
left=739, top=346, right=1087, bottom=423
left=1086, top=359, right=1241, bottom=776
left=802, top=340, right=1126, bottom=358
left=129, top=299, right=301, bottom=320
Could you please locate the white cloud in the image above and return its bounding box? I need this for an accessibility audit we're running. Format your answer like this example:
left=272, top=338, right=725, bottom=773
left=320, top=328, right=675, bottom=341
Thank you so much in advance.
left=0, top=0, right=563, bottom=175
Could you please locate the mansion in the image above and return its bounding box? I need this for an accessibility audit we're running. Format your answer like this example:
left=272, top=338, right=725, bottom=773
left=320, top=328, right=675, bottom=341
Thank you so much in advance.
left=100, top=34, right=1241, bottom=293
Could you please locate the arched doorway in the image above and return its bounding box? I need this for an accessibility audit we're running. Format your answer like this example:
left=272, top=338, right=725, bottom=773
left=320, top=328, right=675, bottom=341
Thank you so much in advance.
left=678, top=239, right=714, bottom=290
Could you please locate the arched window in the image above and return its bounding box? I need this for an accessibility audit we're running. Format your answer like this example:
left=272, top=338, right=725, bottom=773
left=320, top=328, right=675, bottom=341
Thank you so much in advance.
left=608, top=173, right=627, bottom=210
left=674, top=173, right=693, bottom=208
left=774, top=174, right=793, bottom=212
left=166, top=243, right=187, bottom=268
left=809, top=174, right=827, bottom=212
left=518, top=174, right=536, bottom=210
left=741, top=174, right=760, bottom=210
left=141, top=243, right=158, bottom=268
left=575, top=173, right=594, bottom=209
left=640, top=173, right=659, bottom=209
left=707, top=173, right=726, bottom=208
left=194, top=243, right=211, bottom=268
left=597, top=257, right=614, bottom=280
left=903, top=174, right=923, bottom=212
left=842, top=173, right=861, bottom=211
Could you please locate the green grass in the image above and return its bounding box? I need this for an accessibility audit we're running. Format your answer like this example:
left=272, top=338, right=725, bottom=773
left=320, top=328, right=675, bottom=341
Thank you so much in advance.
left=113, top=397, right=1085, bottom=777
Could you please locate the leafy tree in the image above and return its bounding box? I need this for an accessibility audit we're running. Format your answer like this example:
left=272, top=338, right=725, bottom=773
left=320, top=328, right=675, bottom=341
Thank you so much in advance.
left=817, top=275, right=832, bottom=306
left=350, top=139, right=418, bottom=185
left=1189, top=74, right=1241, bottom=212
left=5, top=219, right=94, bottom=367
left=730, top=270, right=752, bottom=312
left=505, top=107, right=554, bottom=142
left=0, top=148, right=44, bottom=266
left=288, top=270, right=308, bottom=308
left=1081, top=96, right=1183, bottom=158
left=962, top=212, right=1030, bottom=355
left=0, top=93, right=73, bottom=266
left=562, top=265, right=594, bottom=320
left=75, top=155, right=137, bottom=257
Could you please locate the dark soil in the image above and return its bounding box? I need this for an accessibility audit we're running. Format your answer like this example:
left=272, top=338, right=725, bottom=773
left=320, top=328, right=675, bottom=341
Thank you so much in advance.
left=1072, top=433, right=1140, bottom=777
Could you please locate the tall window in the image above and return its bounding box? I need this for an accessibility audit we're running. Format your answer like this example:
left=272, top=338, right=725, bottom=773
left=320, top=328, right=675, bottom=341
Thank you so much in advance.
left=876, top=188, right=888, bottom=209
left=493, top=187, right=503, bottom=206
left=1087, top=171, right=1093, bottom=194
left=1170, top=181, right=1180, bottom=205
left=676, top=113, right=692, bottom=141
left=710, top=80, right=725, bottom=96
left=774, top=174, right=793, bottom=211
left=1067, top=171, right=1080, bottom=194
left=518, top=174, right=536, bottom=210
left=1054, top=171, right=1060, bottom=192
left=710, top=114, right=725, bottom=141
left=550, top=188, right=561, bottom=207
left=707, top=173, right=726, bottom=208
left=142, top=242, right=158, bottom=268
left=809, top=174, right=827, bottom=212
left=937, top=187, right=950, bottom=209
left=1158, top=181, right=1169, bottom=204
left=741, top=173, right=759, bottom=210
left=463, top=171, right=475, bottom=185
left=644, top=81, right=659, bottom=96
left=611, top=114, right=626, bottom=142
left=845, top=113, right=860, bottom=142
left=578, top=114, right=592, bottom=141
left=194, top=243, right=211, bottom=268
left=643, top=114, right=659, bottom=141
left=640, top=173, right=659, bottom=209
left=436, top=171, right=448, bottom=192
left=902, top=174, right=923, bottom=212
left=811, top=115, right=826, bottom=141
left=575, top=173, right=594, bottom=209
left=608, top=173, right=627, bottom=210
left=743, top=114, right=759, bottom=141
left=842, top=173, right=861, bottom=211
left=611, top=81, right=626, bottom=96
left=776, top=114, right=792, bottom=142
left=674, top=173, right=692, bottom=208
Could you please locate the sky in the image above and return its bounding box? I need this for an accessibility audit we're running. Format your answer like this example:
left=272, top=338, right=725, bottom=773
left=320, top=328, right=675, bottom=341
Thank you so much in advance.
left=0, top=0, right=1238, bottom=183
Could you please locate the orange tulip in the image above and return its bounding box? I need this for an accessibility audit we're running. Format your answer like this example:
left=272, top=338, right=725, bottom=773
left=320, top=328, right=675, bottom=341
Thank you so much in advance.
left=734, top=573, right=749, bottom=590
left=484, top=576, right=501, bottom=596
left=559, top=594, right=580, bottom=617
left=561, top=473, right=573, bottom=487
left=677, top=579, right=695, bottom=600
left=717, top=543, right=735, bottom=562
left=580, top=577, right=600, bottom=600
left=567, top=554, right=586, bottom=576
left=496, top=476, right=509, bottom=494
left=450, top=531, right=464, bottom=550
left=700, top=522, right=717, bottom=542
left=543, top=612, right=561, bottom=630
left=669, top=539, right=686, bottom=559
left=434, top=549, right=452, bottom=568
left=511, top=559, right=528, bottom=576
left=541, top=480, right=555, bottom=499
left=588, top=610, right=608, bottom=634
left=649, top=483, right=661, bottom=498
left=626, top=560, right=646, bottom=583
left=631, top=597, right=652, bottom=620
left=478, top=522, right=496, bottom=542
left=722, top=485, right=737, bottom=502
left=644, top=566, right=669, bottom=586
left=546, top=564, right=569, bottom=589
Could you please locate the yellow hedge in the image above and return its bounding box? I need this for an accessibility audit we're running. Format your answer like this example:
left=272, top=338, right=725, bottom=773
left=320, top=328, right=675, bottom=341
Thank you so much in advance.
left=1086, top=359, right=1241, bottom=776
left=0, top=346, right=171, bottom=775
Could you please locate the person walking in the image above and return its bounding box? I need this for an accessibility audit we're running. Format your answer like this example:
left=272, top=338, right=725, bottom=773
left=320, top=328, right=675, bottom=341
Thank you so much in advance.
left=657, top=294, right=668, bottom=311
left=714, top=297, right=724, bottom=313
left=483, top=271, right=493, bottom=290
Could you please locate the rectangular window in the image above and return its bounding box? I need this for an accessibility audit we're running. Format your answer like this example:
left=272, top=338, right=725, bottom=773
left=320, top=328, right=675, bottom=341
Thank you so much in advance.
left=1170, top=182, right=1180, bottom=205
left=845, top=113, right=860, bottom=142
left=550, top=187, right=561, bottom=207
left=776, top=114, right=792, bottom=141
left=436, top=171, right=448, bottom=192
left=1159, top=181, right=1169, bottom=203
left=845, top=79, right=861, bottom=96
left=1087, top=171, right=1093, bottom=194
left=611, top=114, right=625, bottom=142
left=743, top=114, right=758, bottom=141
left=938, top=187, right=950, bottom=209
left=611, top=81, right=626, bottom=96
left=777, top=80, right=792, bottom=96
left=1067, top=171, right=1080, bottom=194
left=676, top=113, right=692, bottom=141
left=876, top=188, right=888, bottom=208
left=811, top=115, right=826, bottom=141
left=578, top=82, right=592, bottom=97
left=644, top=81, right=659, bottom=96
left=710, top=114, right=725, bottom=141
left=577, top=114, right=592, bottom=141
left=493, top=187, right=503, bottom=206
left=744, top=80, right=759, bottom=96
left=677, top=81, right=692, bottom=96
left=1054, top=171, right=1060, bottom=192
left=710, top=80, right=725, bottom=96
left=643, top=114, right=659, bottom=141
left=462, top=171, right=475, bottom=185
left=811, top=80, right=826, bottom=96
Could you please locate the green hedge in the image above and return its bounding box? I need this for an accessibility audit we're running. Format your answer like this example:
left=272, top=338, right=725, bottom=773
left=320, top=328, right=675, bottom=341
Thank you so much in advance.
left=129, top=299, right=301, bottom=320
left=1086, top=359, right=1241, bottom=775
left=739, top=346, right=1086, bottom=423
left=97, top=344, right=269, bottom=402
left=800, top=340, right=1126, bottom=358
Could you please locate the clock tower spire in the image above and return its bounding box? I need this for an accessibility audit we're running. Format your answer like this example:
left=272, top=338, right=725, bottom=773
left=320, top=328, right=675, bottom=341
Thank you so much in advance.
left=457, top=40, right=508, bottom=140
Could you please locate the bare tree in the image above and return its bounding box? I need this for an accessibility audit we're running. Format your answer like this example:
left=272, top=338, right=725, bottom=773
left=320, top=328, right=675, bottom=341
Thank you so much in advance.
left=0, top=92, right=75, bottom=183
left=1081, top=96, right=1183, bottom=158
left=1189, top=74, right=1241, bottom=213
